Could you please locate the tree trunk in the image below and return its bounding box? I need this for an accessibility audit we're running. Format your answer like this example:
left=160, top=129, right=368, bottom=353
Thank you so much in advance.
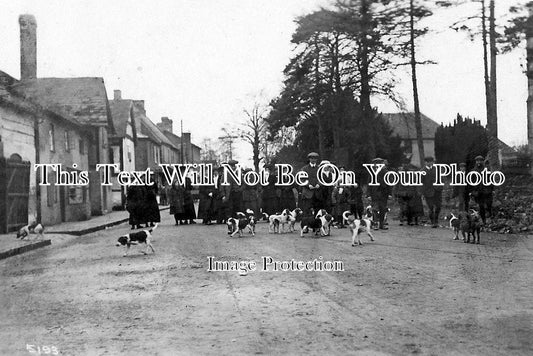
left=314, top=34, right=326, bottom=157
left=410, top=0, right=425, bottom=167
left=488, top=0, right=499, bottom=169
left=359, top=0, right=376, bottom=158
left=253, top=131, right=260, bottom=172
left=482, top=0, right=491, bottom=153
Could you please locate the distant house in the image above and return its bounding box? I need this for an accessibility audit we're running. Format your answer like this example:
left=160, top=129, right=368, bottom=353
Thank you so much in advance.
left=9, top=14, right=114, bottom=217
left=133, top=102, right=179, bottom=186
left=109, top=90, right=137, bottom=209
left=157, top=117, right=201, bottom=164
left=0, top=70, right=91, bottom=228
left=382, top=112, right=441, bottom=167
left=12, top=77, right=115, bottom=217
left=383, top=112, right=517, bottom=168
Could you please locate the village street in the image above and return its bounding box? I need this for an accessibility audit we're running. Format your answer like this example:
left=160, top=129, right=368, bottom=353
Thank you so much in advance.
left=1, top=215, right=532, bottom=356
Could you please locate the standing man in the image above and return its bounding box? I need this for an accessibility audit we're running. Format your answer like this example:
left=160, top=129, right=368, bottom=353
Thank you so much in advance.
left=469, top=155, right=493, bottom=224
left=422, top=156, right=443, bottom=228
left=368, top=158, right=391, bottom=230
left=299, top=152, right=321, bottom=216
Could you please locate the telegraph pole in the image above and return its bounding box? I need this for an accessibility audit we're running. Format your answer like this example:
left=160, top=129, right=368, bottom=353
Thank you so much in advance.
left=218, top=134, right=238, bottom=161
left=180, top=120, right=185, bottom=164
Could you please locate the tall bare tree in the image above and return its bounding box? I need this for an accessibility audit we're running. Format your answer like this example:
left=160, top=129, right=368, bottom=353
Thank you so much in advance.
left=239, top=103, right=270, bottom=171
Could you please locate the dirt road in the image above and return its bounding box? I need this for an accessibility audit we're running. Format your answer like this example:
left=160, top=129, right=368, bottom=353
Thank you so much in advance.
left=1, top=215, right=532, bottom=355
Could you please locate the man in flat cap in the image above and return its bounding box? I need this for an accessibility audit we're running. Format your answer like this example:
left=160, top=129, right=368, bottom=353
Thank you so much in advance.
left=421, top=156, right=443, bottom=228
left=469, top=155, right=493, bottom=224
left=298, top=152, right=321, bottom=215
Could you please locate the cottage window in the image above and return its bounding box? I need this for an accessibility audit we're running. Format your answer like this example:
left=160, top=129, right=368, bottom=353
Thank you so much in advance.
left=49, top=124, right=55, bottom=152
left=79, top=139, right=84, bottom=154
left=68, top=186, right=85, bottom=205
left=64, top=131, right=70, bottom=151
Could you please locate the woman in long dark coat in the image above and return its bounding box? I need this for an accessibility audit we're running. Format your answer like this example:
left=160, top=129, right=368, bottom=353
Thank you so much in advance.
left=198, top=178, right=216, bottom=225
left=261, top=165, right=279, bottom=215
left=168, top=181, right=185, bottom=225
left=174, top=176, right=196, bottom=224
left=126, top=185, right=145, bottom=229
left=144, top=182, right=160, bottom=227
left=126, top=185, right=143, bottom=229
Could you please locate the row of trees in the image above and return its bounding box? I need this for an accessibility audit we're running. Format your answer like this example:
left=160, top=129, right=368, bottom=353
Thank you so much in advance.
left=215, top=0, right=531, bottom=172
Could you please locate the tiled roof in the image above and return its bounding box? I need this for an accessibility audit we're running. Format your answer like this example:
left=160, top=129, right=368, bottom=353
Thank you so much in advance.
left=11, top=77, right=114, bottom=132
left=162, top=130, right=181, bottom=148
left=382, top=112, right=440, bottom=140
left=0, top=72, right=80, bottom=127
left=109, top=99, right=134, bottom=138
left=133, top=103, right=177, bottom=149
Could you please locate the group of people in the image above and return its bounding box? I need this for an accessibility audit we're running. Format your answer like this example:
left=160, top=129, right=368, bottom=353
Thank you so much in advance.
left=394, top=155, right=494, bottom=228
left=125, top=153, right=494, bottom=231
left=126, top=184, right=160, bottom=229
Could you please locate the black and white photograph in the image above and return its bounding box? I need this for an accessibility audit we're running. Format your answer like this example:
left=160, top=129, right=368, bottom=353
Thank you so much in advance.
left=1, top=0, right=532, bottom=355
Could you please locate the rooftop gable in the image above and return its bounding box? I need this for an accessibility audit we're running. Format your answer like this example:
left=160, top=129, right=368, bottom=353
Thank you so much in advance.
left=11, top=77, right=114, bottom=133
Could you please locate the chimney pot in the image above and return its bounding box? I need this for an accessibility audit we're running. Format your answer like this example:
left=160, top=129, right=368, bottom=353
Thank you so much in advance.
left=19, top=14, right=37, bottom=80
left=157, top=117, right=173, bottom=133
left=114, top=90, right=122, bottom=100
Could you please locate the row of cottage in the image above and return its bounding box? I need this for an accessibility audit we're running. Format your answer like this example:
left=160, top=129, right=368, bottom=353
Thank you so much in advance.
left=0, top=14, right=200, bottom=232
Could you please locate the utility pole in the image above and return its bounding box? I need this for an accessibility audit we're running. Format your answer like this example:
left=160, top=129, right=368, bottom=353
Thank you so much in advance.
left=218, top=134, right=238, bottom=161
left=180, top=120, right=185, bottom=164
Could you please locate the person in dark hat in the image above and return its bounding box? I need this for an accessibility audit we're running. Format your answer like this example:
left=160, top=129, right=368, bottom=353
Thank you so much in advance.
left=298, top=152, right=321, bottom=216
left=452, top=162, right=469, bottom=211
left=469, top=155, right=493, bottom=224
left=368, top=157, right=391, bottom=230
left=421, top=156, right=443, bottom=228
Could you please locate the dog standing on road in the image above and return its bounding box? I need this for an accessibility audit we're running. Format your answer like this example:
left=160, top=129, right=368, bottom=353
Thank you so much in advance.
left=116, top=224, right=157, bottom=256
left=288, top=208, right=303, bottom=232
left=269, top=209, right=291, bottom=234
left=227, top=212, right=255, bottom=237
left=343, top=210, right=374, bottom=246
left=445, top=212, right=461, bottom=240
left=465, top=209, right=482, bottom=244
left=300, top=209, right=333, bottom=237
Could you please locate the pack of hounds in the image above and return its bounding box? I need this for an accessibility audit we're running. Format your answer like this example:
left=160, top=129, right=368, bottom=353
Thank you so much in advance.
left=226, top=206, right=377, bottom=247
left=446, top=209, right=483, bottom=244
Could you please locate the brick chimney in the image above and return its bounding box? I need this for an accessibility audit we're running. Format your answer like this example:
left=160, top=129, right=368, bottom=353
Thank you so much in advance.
left=113, top=90, right=122, bottom=100
left=157, top=117, right=173, bottom=133
left=133, top=100, right=145, bottom=113
left=19, top=14, right=37, bottom=80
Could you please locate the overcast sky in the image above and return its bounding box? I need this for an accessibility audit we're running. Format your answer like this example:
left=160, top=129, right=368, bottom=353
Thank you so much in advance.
left=0, top=0, right=528, bottom=164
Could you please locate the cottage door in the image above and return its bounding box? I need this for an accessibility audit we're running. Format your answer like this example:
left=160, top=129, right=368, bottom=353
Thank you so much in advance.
left=0, top=154, right=31, bottom=233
